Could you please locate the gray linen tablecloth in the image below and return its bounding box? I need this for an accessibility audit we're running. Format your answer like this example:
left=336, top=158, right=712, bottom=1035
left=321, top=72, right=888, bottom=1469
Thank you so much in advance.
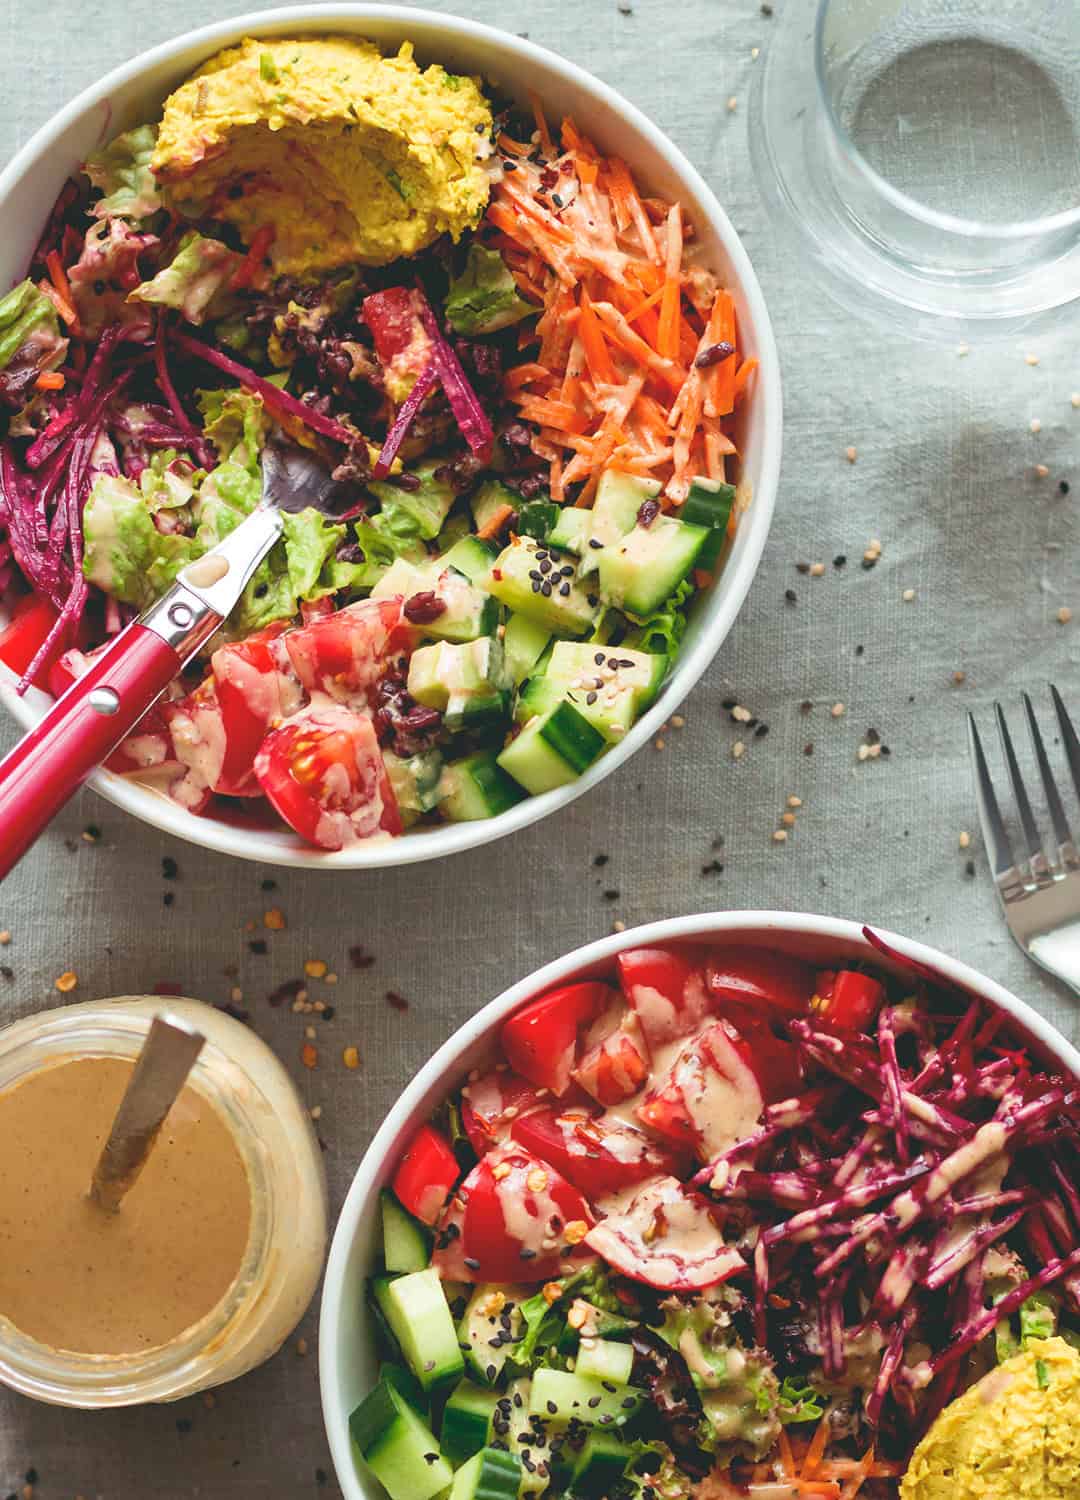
left=1, top=0, right=1078, bottom=1491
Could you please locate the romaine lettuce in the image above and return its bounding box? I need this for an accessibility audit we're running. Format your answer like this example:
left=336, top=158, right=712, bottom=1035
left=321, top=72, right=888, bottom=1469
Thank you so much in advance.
left=84, top=125, right=162, bottom=222
left=445, top=244, right=535, bottom=336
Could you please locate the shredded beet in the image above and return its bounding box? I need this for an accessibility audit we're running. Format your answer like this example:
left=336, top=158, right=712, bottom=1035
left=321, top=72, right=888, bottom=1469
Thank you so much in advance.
left=371, top=360, right=438, bottom=479
left=412, top=286, right=494, bottom=460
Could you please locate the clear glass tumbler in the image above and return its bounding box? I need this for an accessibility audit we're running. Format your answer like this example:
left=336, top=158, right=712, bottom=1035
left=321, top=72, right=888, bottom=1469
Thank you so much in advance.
left=751, top=0, right=1080, bottom=339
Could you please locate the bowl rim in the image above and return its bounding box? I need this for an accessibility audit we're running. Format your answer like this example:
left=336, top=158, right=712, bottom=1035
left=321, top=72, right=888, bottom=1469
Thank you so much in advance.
left=317, top=907, right=1080, bottom=1498
left=0, top=3, right=783, bottom=870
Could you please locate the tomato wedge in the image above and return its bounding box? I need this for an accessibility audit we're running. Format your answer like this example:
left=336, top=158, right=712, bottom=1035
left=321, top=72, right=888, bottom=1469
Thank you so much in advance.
left=0, top=593, right=76, bottom=687
left=573, top=997, right=651, bottom=1105
left=500, top=981, right=611, bottom=1096
left=704, top=947, right=816, bottom=1019
left=637, top=1019, right=765, bottom=1160
left=511, top=1106, right=688, bottom=1199
left=460, top=1070, right=552, bottom=1157
left=813, top=969, right=886, bottom=1034
left=617, top=946, right=710, bottom=1045
left=439, top=1148, right=594, bottom=1283
left=584, top=1176, right=744, bottom=1291
left=283, top=597, right=405, bottom=705
left=254, top=704, right=400, bottom=849
left=208, top=628, right=299, bottom=796
left=392, top=1124, right=461, bottom=1226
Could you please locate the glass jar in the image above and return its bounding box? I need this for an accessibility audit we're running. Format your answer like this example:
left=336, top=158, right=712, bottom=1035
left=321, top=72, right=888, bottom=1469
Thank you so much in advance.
left=0, top=996, right=327, bottom=1407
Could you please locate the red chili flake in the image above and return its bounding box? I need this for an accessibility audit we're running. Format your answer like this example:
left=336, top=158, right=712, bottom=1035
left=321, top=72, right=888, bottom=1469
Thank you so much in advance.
left=386, top=991, right=410, bottom=1012
left=153, top=981, right=183, bottom=997
left=268, top=978, right=305, bottom=1008
left=404, top=591, right=448, bottom=624
left=349, top=945, right=375, bottom=970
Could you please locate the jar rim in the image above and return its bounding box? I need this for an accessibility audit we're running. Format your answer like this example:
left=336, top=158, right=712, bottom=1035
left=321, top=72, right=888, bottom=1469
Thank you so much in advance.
left=0, top=1000, right=279, bottom=1406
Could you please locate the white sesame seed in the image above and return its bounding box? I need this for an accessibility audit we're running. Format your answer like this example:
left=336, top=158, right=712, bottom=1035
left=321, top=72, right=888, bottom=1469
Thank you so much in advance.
left=305, top=1025, right=316, bottom=1041
left=959, top=831, right=971, bottom=850
left=732, top=704, right=752, bottom=723
left=1036, top=464, right=1050, bottom=478
left=671, top=714, right=685, bottom=729
left=1058, top=606, right=1073, bottom=624
left=1031, top=417, right=1042, bottom=434
left=781, top=812, right=796, bottom=827
left=787, top=795, right=802, bottom=808
left=772, top=829, right=788, bottom=843
left=1073, top=393, right=1080, bottom=409
left=902, top=588, right=915, bottom=602
left=310, top=1104, right=322, bottom=1120
left=857, top=744, right=870, bottom=762
left=727, top=96, right=738, bottom=112
left=612, top=919, right=626, bottom=932
left=732, top=740, right=745, bottom=759
left=957, top=342, right=970, bottom=357
left=751, top=45, right=760, bottom=58
left=1025, top=352, right=1040, bottom=366
left=809, top=561, right=825, bottom=577
left=831, top=702, right=845, bottom=718
left=846, top=445, right=858, bottom=463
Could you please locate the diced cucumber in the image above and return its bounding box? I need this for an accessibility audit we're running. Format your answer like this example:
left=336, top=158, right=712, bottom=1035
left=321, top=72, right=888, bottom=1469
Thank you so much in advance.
left=503, top=615, right=552, bottom=685
left=373, top=1267, right=464, bottom=1393
left=373, top=558, right=497, bottom=644
left=383, top=750, right=443, bottom=829
left=576, top=471, right=660, bottom=578
left=439, top=753, right=526, bottom=822
left=528, top=1368, right=641, bottom=1428
left=471, top=479, right=520, bottom=533
left=681, top=477, right=735, bottom=572
left=441, top=1379, right=499, bottom=1465
left=505, top=1378, right=550, bottom=1495
left=568, top=1431, right=631, bottom=1497
left=597, top=515, right=708, bottom=617
left=574, top=1338, right=634, bottom=1387
left=517, top=499, right=559, bottom=541
left=369, top=461, right=458, bottom=539
left=381, top=1189, right=431, bottom=1273
left=547, top=507, right=590, bottom=556
left=458, top=1284, right=528, bottom=1384
left=497, top=702, right=606, bottom=795
left=383, top=1360, right=426, bottom=1413
left=524, top=642, right=667, bottom=743
left=485, top=538, right=599, bottom=637
left=440, top=535, right=499, bottom=584
left=408, top=638, right=511, bottom=733
left=350, top=1376, right=453, bottom=1500
left=449, top=1447, right=522, bottom=1500
left=370, top=1282, right=405, bottom=1364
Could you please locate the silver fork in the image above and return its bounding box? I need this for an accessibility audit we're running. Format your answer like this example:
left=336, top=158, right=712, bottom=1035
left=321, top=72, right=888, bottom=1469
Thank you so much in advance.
left=967, top=686, right=1080, bottom=993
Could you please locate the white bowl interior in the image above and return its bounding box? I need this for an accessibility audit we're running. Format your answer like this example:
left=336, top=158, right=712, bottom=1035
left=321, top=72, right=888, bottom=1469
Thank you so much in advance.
left=318, top=909, right=1080, bottom=1500
left=0, top=4, right=782, bottom=869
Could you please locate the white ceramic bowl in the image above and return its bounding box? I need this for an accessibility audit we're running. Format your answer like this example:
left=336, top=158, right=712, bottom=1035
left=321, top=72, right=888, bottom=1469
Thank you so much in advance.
left=318, top=908, right=1080, bottom=1500
left=0, top=5, right=782, bottom=870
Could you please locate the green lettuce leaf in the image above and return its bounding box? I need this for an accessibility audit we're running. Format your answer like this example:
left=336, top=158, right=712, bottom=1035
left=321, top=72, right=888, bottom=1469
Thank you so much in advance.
left=623, top=577, right=694, bottom=657
left=84, top=125, right=162, bottom=221
left=445, top=244, right=535, bottom=335
left=129, top=232, right=241, bottom=325
left=776, top=1376, right=825, bottom=1426
left=83, top=473, right=198, bottom=608
left=197, top=387, right=270, bottom=468
left=0, top=280, right=62, bottom=371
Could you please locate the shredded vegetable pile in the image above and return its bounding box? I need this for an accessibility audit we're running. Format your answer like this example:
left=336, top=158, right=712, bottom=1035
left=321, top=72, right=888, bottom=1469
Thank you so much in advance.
left=695, top=930, right=1080, bottom=1451
left=486, top=102, right=755, bottom=506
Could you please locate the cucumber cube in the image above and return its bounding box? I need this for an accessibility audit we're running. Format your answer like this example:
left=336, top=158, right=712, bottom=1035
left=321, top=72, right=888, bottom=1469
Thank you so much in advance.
left=439, top=753, right=526, bottom=822
left=597, top=515, right=708, bottom=617
left=374, top=1267, right=464, bottom=1392
left=528, top=1367, right=641, bottom=1428
left=497, top=702, right=606, bottom=795
left=350, top=1377, right=453, bottom=1500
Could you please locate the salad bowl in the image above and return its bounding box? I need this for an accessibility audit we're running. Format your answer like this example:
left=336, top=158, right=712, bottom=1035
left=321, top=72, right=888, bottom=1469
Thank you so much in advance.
left=0, top=5, right=781, bottom=870
left=319, top=909, right=1080, bottom=1499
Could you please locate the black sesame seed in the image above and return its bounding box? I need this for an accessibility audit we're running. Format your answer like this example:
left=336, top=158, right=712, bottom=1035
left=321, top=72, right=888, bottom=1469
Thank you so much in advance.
left=1060, top=480, right=1070, bottom=495
left=162, top=856, right=178, bottom=880
left=560, top=582, right=570, bottom=596
left=602, top=1381, right=616, bottom=1392
left=520, top=1248, right=537, bottom=1260
left=541, top=580, right=552, bottom=596
left=529, top=569, right=542, bottom=581
left=785, top=588, right=797, bottom=603
left=755, top=723, right=769, bottom=739
left=587, top=1395, right=601, bottom=1408
left=424, top=1453, right=439, bottom=1465
left=163, top=891, right=175, bottom=908
left=833, top=554, right=847, bottom=567
left=588, top=538, right=602, bottom=549
left=965, top=858, right=975, bottom=877
left=587, top=594, right=599, bottom=607
left=539, top=558, right=552, bottom=574
left=546, top=1401, right=558, bottom=1415
left=587, top=691, right=598, bottom=705
left=855, top=643, right=865, bottom=656
left=487, top=1364, right=497, bottom=1379
left=464, top=1256, right=481, bottom=1269
left=796, top=562, right=810, bottom=575
left=531, top=579, right=542, bottom=593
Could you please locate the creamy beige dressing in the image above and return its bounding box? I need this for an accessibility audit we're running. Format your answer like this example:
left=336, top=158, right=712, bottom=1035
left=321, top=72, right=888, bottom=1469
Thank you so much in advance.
left=0, top=1056, right=252, bottom=1356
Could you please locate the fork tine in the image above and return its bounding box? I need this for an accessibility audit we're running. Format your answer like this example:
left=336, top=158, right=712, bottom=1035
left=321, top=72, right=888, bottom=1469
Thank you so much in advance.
left=1023, top=691, right=1076, bottom=866
left=967, top=712, right=1017, bottom=880
left=1050, top=684, right=1080, bottom=813
left=994, top=702, right=1045, bottom=871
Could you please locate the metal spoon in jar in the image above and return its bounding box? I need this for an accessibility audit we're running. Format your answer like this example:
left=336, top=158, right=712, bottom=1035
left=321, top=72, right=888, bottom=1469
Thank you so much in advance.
left=89, top=1014, right=206, bottom=1213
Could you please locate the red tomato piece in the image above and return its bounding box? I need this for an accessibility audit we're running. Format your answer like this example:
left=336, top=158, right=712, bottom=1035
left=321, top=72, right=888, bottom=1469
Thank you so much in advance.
left=636, top=1019, right=765, bottom=1161
left=456, top=1148, right=594, bottom=1283
left=208, top=629, right=299, bottom=796
left=254, top=704, right=400, bottom=849
left=572, top=997, right=651, bottom=1106
left=460, top=1070, right=552, bottom=1157
left=584, top=1176, right=745, bottom=1291
left=500, top=981, right=612, bottom=1096
left=617, top=946, right=710, bottom=1045
left=283, top=598, right=405, bottom=705
left=511, top=1106, right=688, bottom=1199
left=392, top=1124, right=461, bottom=1227
left=704, top=947, right=816, bottom=1019
left=300, top=596, right=336, bottom=624
left=49, top=646, right=179, bottom=776
left=362, top=287, right=424, bottom=364
left=0, top=594, right=63, bottom=686
left=813, top=969, right=886, bottom=1034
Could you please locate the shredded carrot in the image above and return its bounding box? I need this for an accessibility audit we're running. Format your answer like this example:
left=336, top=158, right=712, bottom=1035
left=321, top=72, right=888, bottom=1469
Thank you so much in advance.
left=801, top=1413, right=832, bottom=1477
left=529, top=90, right=556, bottom=157
left=577, top=292, right=617, bottom=384
left=34, top=371, right=65, bottom=391
left=230, top=224, right=275, bottom=291
left=733, top=355, right=759, bottom=402
left=504, top=362, right=554, bottom=391
left=656, top=203, right=683, bottom=359
left=497, top=132, right=532, bottom=157
left=475, top=504, right=515, bottom=541
left=40, top=265, right=79, bottom=332
left=837, top=1446, right=876, bottom=1499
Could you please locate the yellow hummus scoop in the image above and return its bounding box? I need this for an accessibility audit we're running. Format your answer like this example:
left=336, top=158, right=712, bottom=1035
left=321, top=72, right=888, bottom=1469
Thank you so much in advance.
left=151, top=36, right=493, bottom=275
left=901, top=1336, right=1080, bottom=1500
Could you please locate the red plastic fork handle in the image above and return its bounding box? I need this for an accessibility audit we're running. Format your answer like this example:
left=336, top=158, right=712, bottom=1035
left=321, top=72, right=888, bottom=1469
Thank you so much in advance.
left=0, top=622, right=182, bottom=881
